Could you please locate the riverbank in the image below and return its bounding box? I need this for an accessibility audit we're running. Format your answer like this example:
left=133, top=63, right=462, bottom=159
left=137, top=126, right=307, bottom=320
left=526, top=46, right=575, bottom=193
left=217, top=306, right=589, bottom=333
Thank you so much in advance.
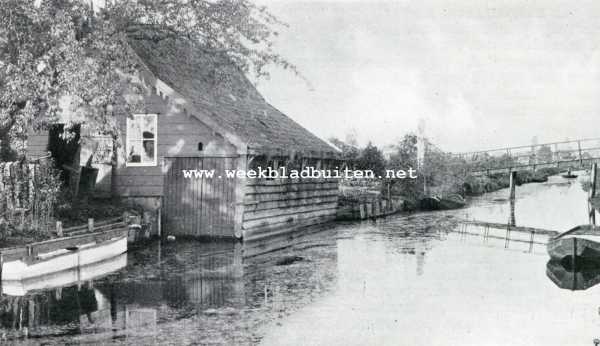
left=463, top=167, right=563, bottom=196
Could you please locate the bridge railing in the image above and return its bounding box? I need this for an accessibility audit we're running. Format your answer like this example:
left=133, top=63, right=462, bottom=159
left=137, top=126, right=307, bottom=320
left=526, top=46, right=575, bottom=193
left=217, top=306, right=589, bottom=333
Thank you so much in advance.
left=451, top=137, right=600, bottom=174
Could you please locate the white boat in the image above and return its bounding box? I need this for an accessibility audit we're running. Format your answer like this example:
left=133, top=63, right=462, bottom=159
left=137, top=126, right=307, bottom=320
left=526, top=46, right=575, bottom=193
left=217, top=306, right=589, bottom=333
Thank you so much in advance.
left=1, top=253, right=127, bottom=296
left=1, top=232, right=127, bottom=282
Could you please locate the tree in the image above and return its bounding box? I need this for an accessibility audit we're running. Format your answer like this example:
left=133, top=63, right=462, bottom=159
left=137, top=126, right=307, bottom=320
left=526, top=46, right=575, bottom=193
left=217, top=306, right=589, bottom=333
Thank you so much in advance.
left=0, top=0, right=295, bottom=159
left=329, top=137, right=359, bottom=168
left=355, top=142, right=385, bottom=178
left=387, top=134, right=421, bottom=200
left=537, top=145, right=553, bottom=163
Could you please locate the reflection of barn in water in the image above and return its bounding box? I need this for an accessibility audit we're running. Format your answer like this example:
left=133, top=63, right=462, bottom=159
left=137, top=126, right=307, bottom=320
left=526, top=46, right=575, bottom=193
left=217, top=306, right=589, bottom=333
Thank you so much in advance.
left=0, top=283, right=158, bottom=341
left=0, top=231, right=340, bottom=342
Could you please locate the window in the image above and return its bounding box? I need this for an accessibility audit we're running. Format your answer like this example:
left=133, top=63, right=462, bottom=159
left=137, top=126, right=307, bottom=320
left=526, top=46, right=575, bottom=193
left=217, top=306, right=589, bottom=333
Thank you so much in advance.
left=126, top=114, right=157, bottom=166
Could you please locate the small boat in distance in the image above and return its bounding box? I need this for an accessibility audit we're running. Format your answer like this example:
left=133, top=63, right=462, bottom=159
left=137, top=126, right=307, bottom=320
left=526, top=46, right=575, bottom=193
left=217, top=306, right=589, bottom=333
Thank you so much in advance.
left=561, top=168, right=578, bottom=179
left=547, top=225, right=600, bottom=263
left=419, top=194, right=466, bottom=211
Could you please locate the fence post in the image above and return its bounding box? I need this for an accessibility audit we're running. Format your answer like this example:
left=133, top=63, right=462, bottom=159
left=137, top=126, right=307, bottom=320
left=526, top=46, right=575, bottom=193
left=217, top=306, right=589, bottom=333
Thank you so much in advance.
left=88, top=218, right=94, bottom=232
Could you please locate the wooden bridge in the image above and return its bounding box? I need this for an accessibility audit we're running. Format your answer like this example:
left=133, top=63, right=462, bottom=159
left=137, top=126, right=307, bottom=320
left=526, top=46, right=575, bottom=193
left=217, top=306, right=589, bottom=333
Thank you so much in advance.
left=451, top=137, right=600, bottom=175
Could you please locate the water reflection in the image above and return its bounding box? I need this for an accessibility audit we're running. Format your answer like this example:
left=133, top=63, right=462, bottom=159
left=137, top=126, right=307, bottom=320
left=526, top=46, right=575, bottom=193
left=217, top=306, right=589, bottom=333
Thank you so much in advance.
left=466, top=174, right=593, bottom=231
left=446, top=221, right=550, bottom=254
left=5, top=172, right=600, bottom=345
left=509, top=196, right=516, bottom=227
left=0, top=229, right=340, bottom=344
left=546, top=260, right=600, bottom=291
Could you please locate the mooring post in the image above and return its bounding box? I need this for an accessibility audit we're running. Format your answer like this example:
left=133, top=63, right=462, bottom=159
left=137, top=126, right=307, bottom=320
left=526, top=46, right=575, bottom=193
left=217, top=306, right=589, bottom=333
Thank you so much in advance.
left=157, top=208, right=162, bottom=237
left=591, top=163, right=597, bottom=199
left=56, top=221, right=63, bottom=237
left=509, top=170, right=517, bottom=201
left=578, top=140, right=583, bottom=167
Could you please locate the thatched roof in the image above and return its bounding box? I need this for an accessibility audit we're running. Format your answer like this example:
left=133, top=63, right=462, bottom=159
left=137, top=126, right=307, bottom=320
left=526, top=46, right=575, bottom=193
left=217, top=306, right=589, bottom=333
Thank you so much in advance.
left=128, top=37, right=339, bottom=158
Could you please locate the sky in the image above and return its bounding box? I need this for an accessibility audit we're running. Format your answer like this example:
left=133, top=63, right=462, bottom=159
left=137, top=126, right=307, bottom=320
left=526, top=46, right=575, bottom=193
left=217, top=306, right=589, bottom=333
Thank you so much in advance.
left=254, top=0, right=600, bottom=152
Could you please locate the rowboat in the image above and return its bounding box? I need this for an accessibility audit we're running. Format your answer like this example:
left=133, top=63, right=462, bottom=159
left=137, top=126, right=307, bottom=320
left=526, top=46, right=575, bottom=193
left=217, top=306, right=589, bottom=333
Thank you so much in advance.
left=439, top=194, right=467, bottom=210
left=419, top=194, right=466, bottom=211
left=546, top=260, right=600, bottom=291
left=1, top=253, right=127, bottom=296
left=1, top=229, right=127, bottom=281
left=547, top=225, right=600, bottom=262
left=561, top=169, right=578, bottom=179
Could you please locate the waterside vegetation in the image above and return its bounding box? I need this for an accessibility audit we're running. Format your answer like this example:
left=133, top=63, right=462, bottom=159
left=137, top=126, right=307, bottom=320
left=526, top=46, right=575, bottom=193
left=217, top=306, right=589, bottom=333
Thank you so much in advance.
left=330, top=134, right=576, bottom=213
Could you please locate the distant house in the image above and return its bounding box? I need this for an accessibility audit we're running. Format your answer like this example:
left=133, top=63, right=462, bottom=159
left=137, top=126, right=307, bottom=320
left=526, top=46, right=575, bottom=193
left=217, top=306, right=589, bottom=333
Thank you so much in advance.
left=27, top=36, right=341, bottom=240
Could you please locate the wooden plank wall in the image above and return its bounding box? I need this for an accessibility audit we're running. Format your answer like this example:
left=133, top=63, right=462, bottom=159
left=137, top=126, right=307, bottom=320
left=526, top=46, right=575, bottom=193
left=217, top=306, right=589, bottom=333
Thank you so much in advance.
left=242, top=176, right=339, bottom=241
left=112, top=90, right=237, bottom=199
left=162, top=157, right=237, bottom=238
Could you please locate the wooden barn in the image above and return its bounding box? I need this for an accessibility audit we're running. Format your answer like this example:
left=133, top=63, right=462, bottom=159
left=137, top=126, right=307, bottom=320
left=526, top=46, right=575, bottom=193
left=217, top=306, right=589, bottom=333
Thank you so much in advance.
left=27, top=36, right=341, bottom=241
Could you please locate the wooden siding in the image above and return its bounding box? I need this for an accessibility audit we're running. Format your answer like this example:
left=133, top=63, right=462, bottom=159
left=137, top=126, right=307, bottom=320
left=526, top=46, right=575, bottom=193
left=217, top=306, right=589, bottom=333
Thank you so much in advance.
left=242, top=177, right=339, bottom=240
left=111, top=90, right=237, bottom=197
left=162, top=157, right=238, bottom=238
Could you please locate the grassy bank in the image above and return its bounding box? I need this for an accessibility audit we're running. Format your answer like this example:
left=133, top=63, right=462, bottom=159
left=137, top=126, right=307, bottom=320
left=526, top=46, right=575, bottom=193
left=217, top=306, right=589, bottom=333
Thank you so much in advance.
left=462, top=167, right=562, bottom=196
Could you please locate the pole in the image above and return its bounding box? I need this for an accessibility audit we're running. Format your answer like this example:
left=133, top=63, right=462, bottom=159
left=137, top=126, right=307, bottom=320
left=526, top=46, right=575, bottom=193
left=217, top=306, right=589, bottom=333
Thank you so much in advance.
left=578, top=141, right=583, bottom=167
left=591, top=163, right=597, bottom=199
left=590, top=163, right=597, bottom=226
left=509, top=171, right=517, bottom=201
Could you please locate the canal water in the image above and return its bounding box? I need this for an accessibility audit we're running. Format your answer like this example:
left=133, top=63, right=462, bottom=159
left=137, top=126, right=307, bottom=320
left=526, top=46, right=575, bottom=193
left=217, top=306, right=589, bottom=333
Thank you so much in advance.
left=1, top=173, right=599, bottom=345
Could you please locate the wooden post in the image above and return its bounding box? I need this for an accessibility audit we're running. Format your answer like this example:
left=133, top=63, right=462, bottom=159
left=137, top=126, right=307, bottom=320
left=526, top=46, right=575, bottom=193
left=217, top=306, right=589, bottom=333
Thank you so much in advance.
left=157, top=208, right=161, bottom=237
left=56, top=221, right=63, bottom=237
left=509, top=171, right=517, bottom=201
left=233, top=154, right=248, bottom=239
left=591, top=163, right=597, bottom=199
left=88, top=218, right=94, bottom=232
left=509, top=197, right=516, bottom=227
left=578, top=141, right=583, bottom=167
left=590, top=163, right=597, bottom=225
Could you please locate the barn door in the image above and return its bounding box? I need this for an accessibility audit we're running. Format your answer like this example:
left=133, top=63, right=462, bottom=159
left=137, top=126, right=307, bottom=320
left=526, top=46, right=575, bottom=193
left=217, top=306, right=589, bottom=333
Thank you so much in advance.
left=162, top=157, right=238, bottom=237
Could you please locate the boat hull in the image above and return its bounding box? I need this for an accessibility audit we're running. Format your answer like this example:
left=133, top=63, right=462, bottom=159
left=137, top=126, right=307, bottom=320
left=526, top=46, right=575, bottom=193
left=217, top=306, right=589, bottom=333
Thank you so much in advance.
left=547, top=231, right=600, bottom=262
left=1, top=253, right=127, bottom=296
left=1, top=236, right=127, bottom=281
left=419, top=195, right=466, bottom=211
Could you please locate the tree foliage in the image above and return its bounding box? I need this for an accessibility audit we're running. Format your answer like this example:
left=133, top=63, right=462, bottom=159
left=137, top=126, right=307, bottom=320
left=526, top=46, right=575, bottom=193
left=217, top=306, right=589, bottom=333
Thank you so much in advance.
left=0, top=0, right=295, bottom=159
left=355, top=142, right=385, bottom=178
left=328, top=137, right=359, bottom=168
left=387, top=134, right=421, bottom=199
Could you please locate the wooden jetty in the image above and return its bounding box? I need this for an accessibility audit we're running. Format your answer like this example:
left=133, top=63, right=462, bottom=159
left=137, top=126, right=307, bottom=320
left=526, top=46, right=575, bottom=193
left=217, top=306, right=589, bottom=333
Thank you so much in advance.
left=336, top=196, right=401, bottom=221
